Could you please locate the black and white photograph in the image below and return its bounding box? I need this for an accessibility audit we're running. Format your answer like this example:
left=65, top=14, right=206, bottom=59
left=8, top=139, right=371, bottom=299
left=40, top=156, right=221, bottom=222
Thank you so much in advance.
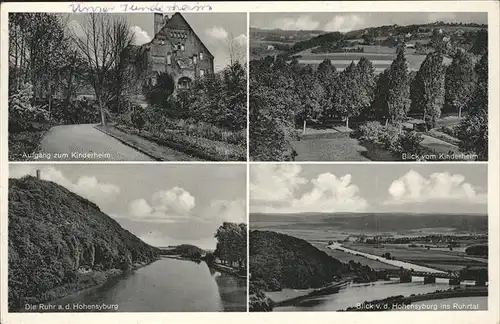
left=8, top=12, right=247, bottom=161
left=249, top=12, right=488, bottom=162
left=8, top=164, right=247, bottom=312
left=249, top=164, right=488, bottom=311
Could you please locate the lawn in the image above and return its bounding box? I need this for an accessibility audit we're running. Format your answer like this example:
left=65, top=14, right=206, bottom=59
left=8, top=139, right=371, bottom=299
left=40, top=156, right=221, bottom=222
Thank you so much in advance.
left=292, top=137, right=370, bottom=161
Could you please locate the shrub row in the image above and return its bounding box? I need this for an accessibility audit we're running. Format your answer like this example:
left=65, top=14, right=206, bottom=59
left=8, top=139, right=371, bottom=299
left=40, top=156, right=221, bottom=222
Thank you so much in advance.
left=356, top=121, right=425, bottom=159
left=115, top=124, right=246, bottom=161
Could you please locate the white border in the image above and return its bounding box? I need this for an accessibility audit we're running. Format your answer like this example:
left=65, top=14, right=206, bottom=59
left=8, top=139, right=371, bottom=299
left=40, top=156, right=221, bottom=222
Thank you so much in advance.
left=1, top=1, right=499, bottom=324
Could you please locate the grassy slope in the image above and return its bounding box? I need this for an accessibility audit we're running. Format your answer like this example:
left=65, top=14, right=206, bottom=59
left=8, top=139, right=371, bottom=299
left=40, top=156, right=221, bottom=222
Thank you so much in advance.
left=8, top=176, right=160, bottom=310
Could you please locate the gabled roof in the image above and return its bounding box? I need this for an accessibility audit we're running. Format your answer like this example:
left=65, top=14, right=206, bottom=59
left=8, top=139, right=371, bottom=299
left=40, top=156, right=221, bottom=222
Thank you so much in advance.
left=152, top=12, right=215, bottom=59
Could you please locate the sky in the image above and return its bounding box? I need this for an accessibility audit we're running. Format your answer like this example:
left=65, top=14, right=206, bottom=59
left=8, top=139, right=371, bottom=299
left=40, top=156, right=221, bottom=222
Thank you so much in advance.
left=250, top=12, right=488, bottom=33
left=9, top=164, right=246, bottom=250
left=250, top=164, right=488, bottom=215
left=67, top=13, right=247, bottom=72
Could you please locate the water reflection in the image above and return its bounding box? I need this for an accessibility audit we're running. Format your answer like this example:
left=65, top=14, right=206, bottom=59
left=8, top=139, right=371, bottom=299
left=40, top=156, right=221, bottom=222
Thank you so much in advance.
left=45, top=258, right=246, bottom=312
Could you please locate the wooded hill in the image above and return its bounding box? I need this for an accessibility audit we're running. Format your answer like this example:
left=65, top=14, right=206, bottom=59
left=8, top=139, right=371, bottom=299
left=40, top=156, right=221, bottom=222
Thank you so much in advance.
left=250, top=230, right=348, bottom=290
left=8, top=176, right=160, bottom=310
left=159, top=244, right=206, bottom=259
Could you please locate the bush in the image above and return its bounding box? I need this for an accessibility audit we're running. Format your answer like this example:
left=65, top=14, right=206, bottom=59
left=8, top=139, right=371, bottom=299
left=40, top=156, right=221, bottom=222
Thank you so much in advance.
left=131, top=107, right=146, bottom=131
left=395, top=131, right=424, bottom=155
left=357, top=122, right=424, bottom=158
left=357, top=121, right=385, bottom=142
left=440, top=125, right=459, bottom=138
left=50, top=98, right=100, bottom=125
left=142, top=72, right=175, bottom=112
left=378, top=125, right=400, bottom=151
left=268, top=278, right=282, bottom=291
left=9, top=83, right=50, bottom=133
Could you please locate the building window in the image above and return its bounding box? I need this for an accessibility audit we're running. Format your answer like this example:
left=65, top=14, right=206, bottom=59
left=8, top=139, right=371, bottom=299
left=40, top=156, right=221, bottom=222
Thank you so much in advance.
left=151, top=77, right=157, bottom=86
left=178, top=77, right=192, bottom=90
left=181, top=44, right=185, bottom=51
left=167, top=53, right=171, bottom=65
left=199, top=52, right=204, bottom=60
left=199, top=69, right=205, bottom=77
left=193, top=55, right=197, bottom=64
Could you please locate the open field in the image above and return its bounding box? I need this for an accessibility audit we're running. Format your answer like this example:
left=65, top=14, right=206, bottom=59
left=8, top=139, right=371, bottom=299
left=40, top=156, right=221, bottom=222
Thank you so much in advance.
left=343, top=243, right=487, bottom=271
left=250, top=39, right=290, bottom=60
left=294, top=45, right=452, bottom=72
left=313, top=243, right=399, bottom=270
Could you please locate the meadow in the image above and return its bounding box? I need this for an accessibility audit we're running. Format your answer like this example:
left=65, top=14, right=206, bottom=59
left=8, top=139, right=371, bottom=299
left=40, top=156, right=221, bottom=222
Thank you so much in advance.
left=343, top=243, right=487, bottom=272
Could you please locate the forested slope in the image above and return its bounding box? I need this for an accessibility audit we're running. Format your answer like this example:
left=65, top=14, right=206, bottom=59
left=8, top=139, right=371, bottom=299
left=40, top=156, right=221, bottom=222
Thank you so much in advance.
left=8, top=176, right=160, bottom=310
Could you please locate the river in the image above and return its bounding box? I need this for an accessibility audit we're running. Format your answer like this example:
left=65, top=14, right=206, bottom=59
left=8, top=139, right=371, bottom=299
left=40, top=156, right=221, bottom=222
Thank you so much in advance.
left=47, top=257, right=247, bottom=312
left=274, top=279, right=487, bottom=311
left=273, top=243, right=486, bottom=311
left=328, top=242, right=446, bottom=273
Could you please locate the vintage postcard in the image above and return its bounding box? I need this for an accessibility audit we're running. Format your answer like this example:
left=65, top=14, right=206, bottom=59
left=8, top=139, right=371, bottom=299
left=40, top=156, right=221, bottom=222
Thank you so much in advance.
left=0, top=1, right=498, bottom=324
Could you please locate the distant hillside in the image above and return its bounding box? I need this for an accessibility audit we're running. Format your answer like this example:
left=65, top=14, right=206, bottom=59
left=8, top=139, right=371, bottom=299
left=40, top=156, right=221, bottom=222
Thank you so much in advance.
left=250, top=230, right=347, bottom=290
left=250, top=27, right=325, bottom=42
left=8, top=176, right=160, bottom=310
left=159, top=244, right=206, bottom=258
left=288, top=21, right=487, bottom=54
left=251, top=213, right=488, bottom=233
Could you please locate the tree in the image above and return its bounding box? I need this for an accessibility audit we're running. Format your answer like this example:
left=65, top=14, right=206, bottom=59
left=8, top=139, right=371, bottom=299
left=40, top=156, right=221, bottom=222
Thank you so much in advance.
left=362, top=33, right=375, bottom=45
left=249, top=58, right=298, bottom=161
left=329, top=61, right=373, bottom=128
left=214, top=222, right=247, bottom=269
left=445, top=50, right=477, bottom=118
left=220, top=61, right=247, bottom=131
left=430, top=28, right=446, bottom=53
left=143, top=72, right=175, bottom=112
left=72, top=14, right=134, bottom=126
left=471, top=29, right=488, bottom=55
left=294, top=66, right=325, bottom=133
left=411, top=51, right=445, bottom=130
left=316, top=59, right=336, bottom=83
left=383, top=48, right=411, bottom=125
left=9, top=13, right=73, bottom=112
left=457, top=53, right=488, bottom=160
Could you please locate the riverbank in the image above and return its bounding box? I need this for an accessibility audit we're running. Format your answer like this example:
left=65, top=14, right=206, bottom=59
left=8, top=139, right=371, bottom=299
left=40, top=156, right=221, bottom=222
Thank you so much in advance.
left=266, top=280, right=350, bottom=307
left=13, top=258, right=158, bottom=312
left=328, top=243, right=446, bottom=274
left=161, top=255, right=201, bottom=262
left=208, top=262, right=247, bottom=279
left=342, top=286, right=488, bottom=311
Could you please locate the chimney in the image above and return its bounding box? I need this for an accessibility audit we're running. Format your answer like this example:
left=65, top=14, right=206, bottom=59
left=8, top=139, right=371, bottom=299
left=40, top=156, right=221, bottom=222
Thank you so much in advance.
left=36, top=169, right=41, bottom=179
left=154, top=13, right=164, bottom=35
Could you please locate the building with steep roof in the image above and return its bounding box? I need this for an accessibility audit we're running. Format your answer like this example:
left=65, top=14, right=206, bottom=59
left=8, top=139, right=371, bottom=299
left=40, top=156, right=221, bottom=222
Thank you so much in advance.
left=125, top=12, right=215, bottom=100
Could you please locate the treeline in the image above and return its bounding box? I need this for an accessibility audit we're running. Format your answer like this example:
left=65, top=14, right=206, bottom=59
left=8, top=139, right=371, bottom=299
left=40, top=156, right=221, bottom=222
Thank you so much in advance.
left=160, top=244, right=206, bottom=259
left=250, top=44, right=488, bottom=161
left=9, top=13, right=147, bottom=130
left=465, top=244, right=488, bottom=257
left=207, top=222, right=247, bottom=272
